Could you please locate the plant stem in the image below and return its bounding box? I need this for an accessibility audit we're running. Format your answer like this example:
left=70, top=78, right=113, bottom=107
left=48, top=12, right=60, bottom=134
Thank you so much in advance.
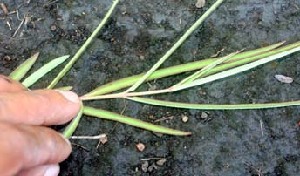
left=47, top=0, right=120, bottom=89
left=81, top=89, right=171, bottom=100
left=71, top=134, right=106, bottom=140
left=126, top=0, right=224, bottom=92
left=62, top=102, right=84, bottom=138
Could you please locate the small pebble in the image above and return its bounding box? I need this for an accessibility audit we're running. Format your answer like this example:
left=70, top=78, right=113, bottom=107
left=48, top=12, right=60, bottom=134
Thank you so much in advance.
left=139, top=55, right=145, bottom=60
left=181, top=115, right=188, bottom=123
left=50, top=24, right=57, bottom=31
left=0, top=3, right=9, bottom=15
left=156, top=158, right=167, bottom=166
left=195, top=0, right=206, bottom=8
left=275, top=74, right=293, bottom=84
left=200, top=112, right=209, bottom=119
left=141, top=161, right=148, bottom=172
left=147, top=164, right=157, bottom=172
left=136, top=143, right=146, bottom=152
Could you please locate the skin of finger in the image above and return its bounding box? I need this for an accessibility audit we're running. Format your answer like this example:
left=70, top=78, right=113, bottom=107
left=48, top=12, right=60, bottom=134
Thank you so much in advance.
left=0, top=75, right=27, bottom=92
left=0, top=90, right=80, bottom=125
left=0, top=123, right=71, bottom=176
left=18, top=165, right=59, bottom=176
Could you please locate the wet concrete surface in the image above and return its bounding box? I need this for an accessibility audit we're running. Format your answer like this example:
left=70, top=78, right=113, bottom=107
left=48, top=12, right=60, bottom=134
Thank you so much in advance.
left=0, top=0, right=300, bottom=175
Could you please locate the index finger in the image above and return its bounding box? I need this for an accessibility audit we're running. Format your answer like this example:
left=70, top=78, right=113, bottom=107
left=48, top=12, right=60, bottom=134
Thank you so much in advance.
left=0, top=90, right=80, bottom=125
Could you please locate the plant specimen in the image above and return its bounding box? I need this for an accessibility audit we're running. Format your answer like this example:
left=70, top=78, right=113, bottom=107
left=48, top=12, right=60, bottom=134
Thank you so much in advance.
left=8, top=0, right=300, bottom=137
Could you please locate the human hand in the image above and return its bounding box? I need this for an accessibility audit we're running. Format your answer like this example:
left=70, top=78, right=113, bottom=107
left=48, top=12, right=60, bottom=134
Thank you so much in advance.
left=0, top=75, right=80, bottom=176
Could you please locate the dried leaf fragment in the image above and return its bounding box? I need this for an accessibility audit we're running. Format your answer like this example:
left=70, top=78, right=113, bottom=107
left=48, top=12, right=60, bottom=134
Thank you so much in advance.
left=275, top=74, right=293, bottom=84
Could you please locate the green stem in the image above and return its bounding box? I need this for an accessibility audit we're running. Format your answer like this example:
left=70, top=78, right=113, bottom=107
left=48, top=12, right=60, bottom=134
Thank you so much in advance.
left=126, top=0, right=224, bottom=92
left=62, top=102, right=84, bottom=138
left=47, top=0, right=120, bottom=89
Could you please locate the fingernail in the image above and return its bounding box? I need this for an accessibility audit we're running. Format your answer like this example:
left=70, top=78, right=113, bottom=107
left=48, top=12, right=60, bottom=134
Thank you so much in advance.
left=44, top=165, right=59, bottom=176
left=57, top=91, right=79, bottom=103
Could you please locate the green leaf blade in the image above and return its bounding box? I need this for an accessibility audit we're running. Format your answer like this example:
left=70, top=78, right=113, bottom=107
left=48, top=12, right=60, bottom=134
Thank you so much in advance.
left=176, top=44, right=300, bottom=91
left=227, top=41, right=285, bottom=62
left=83, top=106, right=191, bottom=136
left=202, top=41, right=300, bottom=78
left=9, top=52, right=39, bottom=81
left=130, top=97, right=300, bottom=110
left=175, top=52, right=238, bottom=87
left=22, top=55, right=69, bottom=88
